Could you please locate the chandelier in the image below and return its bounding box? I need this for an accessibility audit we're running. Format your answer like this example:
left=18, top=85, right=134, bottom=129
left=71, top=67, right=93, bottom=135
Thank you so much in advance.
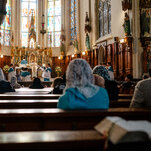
left=0, top=0, right=7, bottom=25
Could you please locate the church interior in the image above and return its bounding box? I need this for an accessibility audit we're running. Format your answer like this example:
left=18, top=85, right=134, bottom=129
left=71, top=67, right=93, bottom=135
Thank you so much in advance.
left=0, top=0, right=151, bottom=150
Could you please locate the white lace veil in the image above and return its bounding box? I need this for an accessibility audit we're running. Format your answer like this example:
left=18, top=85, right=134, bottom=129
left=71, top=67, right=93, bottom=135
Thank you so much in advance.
left=0, top=68, right=5, bottom=81
left=65, top=59, right=99, bottom=98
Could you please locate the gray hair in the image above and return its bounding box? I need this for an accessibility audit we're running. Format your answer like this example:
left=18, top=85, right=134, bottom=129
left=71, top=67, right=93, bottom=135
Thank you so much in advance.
left=0, top=68, right=5, bottom=81
left=65, top=59, right=99, bottom=98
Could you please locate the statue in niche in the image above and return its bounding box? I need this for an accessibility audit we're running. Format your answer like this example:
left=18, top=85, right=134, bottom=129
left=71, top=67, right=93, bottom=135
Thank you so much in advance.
left=29, top=38, right=35, bottom=49
left=141, top=9, right=150, bottom=37
left=28, top=10, right=36, bottom=48
left=123, top=13, right=131, bottom=36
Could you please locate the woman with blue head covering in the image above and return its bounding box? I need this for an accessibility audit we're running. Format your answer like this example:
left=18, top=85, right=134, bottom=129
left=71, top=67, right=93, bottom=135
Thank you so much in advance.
left=57, top=59, right=109, bottom=110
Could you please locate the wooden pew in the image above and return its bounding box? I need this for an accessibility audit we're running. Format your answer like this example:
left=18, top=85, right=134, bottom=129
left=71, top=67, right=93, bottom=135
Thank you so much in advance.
left=0, top=130, right=104, bottom=151
left=0, top=99, right=131, bottom=109
left=0, top=93, right=61, bottom=100
left=109, top=99, right=131, bottom=108
left=0, top=100, right=58, bottom=109
left=0, top=108, right=150, bottom=132
left=118, top=94, right=133, bottom=99
left=0, top=92, right=132, bottom=100
left=18, top=81, right=52, bottom=87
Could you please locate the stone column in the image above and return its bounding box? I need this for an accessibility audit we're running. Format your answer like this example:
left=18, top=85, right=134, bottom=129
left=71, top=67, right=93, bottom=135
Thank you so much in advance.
left=132, top=0, right=143, bottom=78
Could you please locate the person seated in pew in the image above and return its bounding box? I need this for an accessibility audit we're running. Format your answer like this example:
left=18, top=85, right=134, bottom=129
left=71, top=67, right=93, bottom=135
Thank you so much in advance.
left=8, top=64, right=15, bottom=82
left=29, top=77, right=44, bottom=89
left=10, top=76, right=21, bottom=89
left=49, top=77, right=66, bottom=94
left=119, top=74, right=134, bottom=94
left=0, top=68, right=15, bottom=93
left=93, top=65, right=118, bottom=101
left=93, top=64, right=110, bottom=81
left=130, top=69, right=151, bottom=108
left=20, top=67, right=31, bottom=81
left=57, top=59, right=109, bottom=110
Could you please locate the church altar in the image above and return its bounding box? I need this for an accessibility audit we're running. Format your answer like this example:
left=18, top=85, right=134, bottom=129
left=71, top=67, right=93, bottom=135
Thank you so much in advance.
left=11, top=10, right=52, bottom=77
left=11, top=47, right=52, bottom=67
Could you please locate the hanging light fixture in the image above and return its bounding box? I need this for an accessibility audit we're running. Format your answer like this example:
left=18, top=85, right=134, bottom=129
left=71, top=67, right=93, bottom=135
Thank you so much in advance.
left=0, top=0, right=7, bottom=25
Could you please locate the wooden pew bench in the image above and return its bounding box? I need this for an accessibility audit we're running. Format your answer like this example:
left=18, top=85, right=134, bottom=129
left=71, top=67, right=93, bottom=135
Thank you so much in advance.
left=0, top=92, right=132, bottom=100
left=0, top=130, right=104, bottom=151
left=0, top=108, right=150, bottom=132
left=0, top=99, right=131, bottom=109
left=118, top=94, right=133, bottom=99
left=0, top=93, right=61, bottom=100
left=0, top=100, right=58, bottom=109
left=110, top=99, right=131, bottom=108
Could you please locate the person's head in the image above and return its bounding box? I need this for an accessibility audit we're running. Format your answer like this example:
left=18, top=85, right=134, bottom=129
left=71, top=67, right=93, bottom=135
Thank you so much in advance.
left=10, top=76, right=17, bottom=86
left=142, top=73, right=149, bottom=79
left=46, top=63, right=51, bottom=68
left=125, top=74, right=133, bottom=81
left=24, top=68, right=28, bottom=71
left=33, top=78, right=41, bottom=85
left=149, top=69, right=151, bottom=77
left=10, top=64, right=13, bottom=67
left=52, top=77, right=63, bottom=88
left=66, top=59, right=94, bottom=88
left=93, top=65, right=110, bottom=80
left=107, top=62, right=112, bottom=67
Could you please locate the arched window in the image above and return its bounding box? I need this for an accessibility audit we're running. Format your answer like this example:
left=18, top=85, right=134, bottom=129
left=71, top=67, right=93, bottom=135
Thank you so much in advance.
left=0, top=0, right=11, bottom=46
left=99, top=0, right=111, bottom=37
left=21, top=0, right=37, bottom=47
left=47, top=0, right=61, bottom=47
left=70, top=0, right=77, bottom=42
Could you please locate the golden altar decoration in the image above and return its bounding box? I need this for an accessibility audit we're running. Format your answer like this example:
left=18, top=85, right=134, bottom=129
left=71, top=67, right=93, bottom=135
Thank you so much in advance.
left=11, top=47, right=52, bottom=66
left=11, top=10, right=52, bottom=66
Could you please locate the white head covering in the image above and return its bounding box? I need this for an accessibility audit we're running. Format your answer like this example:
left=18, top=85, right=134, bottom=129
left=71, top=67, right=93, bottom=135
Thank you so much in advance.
left=10, top=76, right=17, bottom=87
left=65, top=59, right=99, bottom=98
left=0, top=68, right=5, bottom=81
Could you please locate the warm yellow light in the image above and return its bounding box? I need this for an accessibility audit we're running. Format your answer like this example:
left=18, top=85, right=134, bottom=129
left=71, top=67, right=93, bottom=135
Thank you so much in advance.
left=120, top=39, right=125, bottom=43
left=82, top=51, right=85, bottom=55
left=72, top=54, right=74, bottom=58
left=58, top=56, right=61, bottom=60
left=0, top=55, right=3, bottom=58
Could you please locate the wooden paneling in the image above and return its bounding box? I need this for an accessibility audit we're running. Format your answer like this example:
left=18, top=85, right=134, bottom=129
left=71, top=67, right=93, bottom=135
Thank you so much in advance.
left=0, top=56, right=11, bottom=69
left=92, top=38, right=133, bottom=79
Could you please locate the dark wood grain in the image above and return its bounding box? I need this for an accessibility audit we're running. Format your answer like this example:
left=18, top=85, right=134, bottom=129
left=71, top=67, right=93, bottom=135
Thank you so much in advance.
left=0, top=130, right=104, bottom=151
left=0, top=108, right=150, bottom=131
left=0, top=99, right=131, bottom=109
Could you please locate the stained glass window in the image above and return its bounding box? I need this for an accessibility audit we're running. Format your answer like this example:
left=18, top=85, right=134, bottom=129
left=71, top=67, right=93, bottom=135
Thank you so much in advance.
left=70, top=0, right=77, bottom=42
left=99, top=0, right=111, bottom=37
left=0, top=0, right=11, bottom=46
left=21, top=0, right=37, bottom=47
left=47, top=0, right=61, bottom=47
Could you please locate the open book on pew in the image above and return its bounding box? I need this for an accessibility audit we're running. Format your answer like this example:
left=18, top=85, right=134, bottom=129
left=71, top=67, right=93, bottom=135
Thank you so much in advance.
left=94, top=117, right=151, bottom=144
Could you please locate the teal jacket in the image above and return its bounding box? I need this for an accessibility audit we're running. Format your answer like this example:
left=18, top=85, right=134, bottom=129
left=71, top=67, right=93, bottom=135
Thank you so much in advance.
left=57, top=87, right=109, bottom=110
